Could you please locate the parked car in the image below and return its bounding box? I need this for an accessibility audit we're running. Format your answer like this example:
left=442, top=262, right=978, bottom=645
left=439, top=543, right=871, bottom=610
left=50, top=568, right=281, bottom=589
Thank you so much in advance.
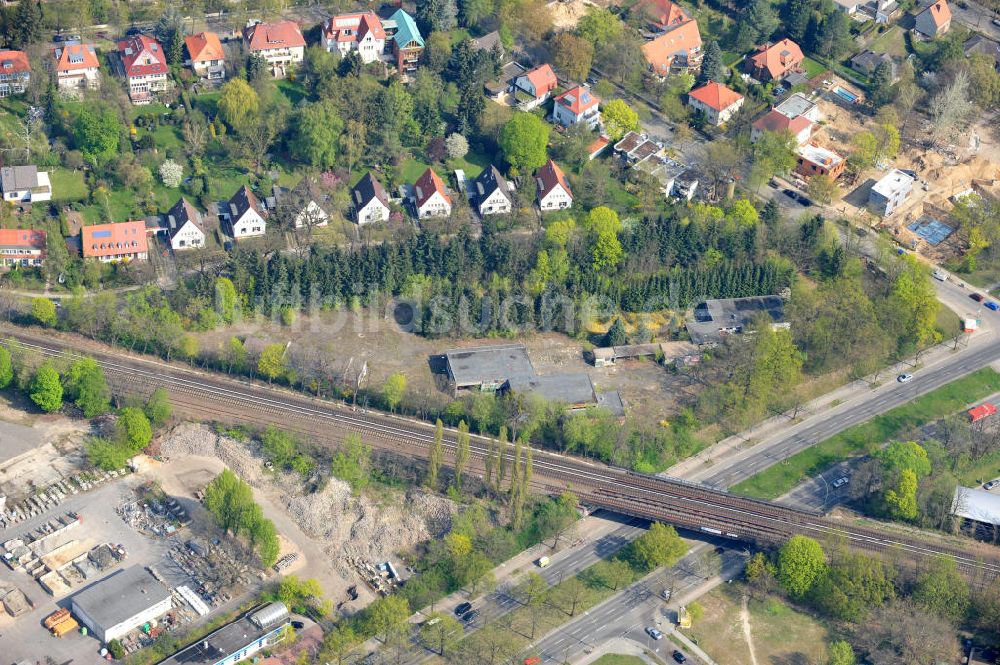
left=646, top=626, right=664, bottom=640
left=987, top=301, right=1000, bottom=311
left=291, top=620, right=305, bottom=630
left=672, top=650, right=688, bottom=663
left=993, top=17, right=1000, bottom=27
left=932, top=269, right=947, bottom=281
left=661, top=588, right=672, bottom=600
left=461, top=609, right=480, bottom=623
left=797, top=194, right=814, bottom=207
left=971, top=293, right=986, bottom=302
left=897, top=373, right=914, bottom=383
left=984, top=479, right=1000, bottom=491
left=832, top=476, right=850, bottom=488
left=454, top=602, right=472, bottom=617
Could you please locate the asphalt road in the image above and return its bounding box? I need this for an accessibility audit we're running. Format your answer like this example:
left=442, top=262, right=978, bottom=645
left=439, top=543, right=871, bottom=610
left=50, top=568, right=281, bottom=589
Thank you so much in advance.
left=951, top=0, right=1000, bottom=40
left=529, top=544, right=749, bottom=664
left=685, top=277, right=1000, bottom=489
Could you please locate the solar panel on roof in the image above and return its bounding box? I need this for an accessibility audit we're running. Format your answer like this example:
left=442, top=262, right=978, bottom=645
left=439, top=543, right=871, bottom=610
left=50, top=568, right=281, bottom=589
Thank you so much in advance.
left=92, top=230, right=112, bottom=238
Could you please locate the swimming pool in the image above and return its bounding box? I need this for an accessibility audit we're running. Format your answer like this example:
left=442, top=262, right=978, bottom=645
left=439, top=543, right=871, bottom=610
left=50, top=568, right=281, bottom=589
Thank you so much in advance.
left=834, top=86, right=858, bottom=104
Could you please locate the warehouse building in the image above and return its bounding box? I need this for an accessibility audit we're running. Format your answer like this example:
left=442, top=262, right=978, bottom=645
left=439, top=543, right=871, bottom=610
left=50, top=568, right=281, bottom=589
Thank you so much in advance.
left=685, top=295, right=789, bottom=346
left=71, top=566, right=172, bottom=643
left=157, top=602, right=290, bottom=665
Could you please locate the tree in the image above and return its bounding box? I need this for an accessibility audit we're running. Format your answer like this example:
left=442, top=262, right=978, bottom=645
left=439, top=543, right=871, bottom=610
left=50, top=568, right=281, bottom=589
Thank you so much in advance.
left=734, top=0, right=779, bottom=51
left=869, top=59, right=896, bottom=107
left=0, top=346, right=12, bottom=389
left=698, top=41, right=725, bottom=85
left=218, top=78, right=260, bottom=133
left=576, top=7, right=624, bottom=48
left=363, top=595, right=411, bottom=643
left=912, top=556, right=970, bottom=623
left=383, top=373, right=407, bottom=413
left=31, top=297, right=57, bottom=327
left=446, top=132, right=469, bottom=160
left=551, top=33, right=594, bottom=83
left=291, top=100, right=344, bottom=169
left=499, top=112, right=550, bottom=173
left=10, top=0, right=43, bottom=47
left=459, top=0, right=494, bottom=27
left=72, top=107, right=121, bottom=165
left=751, top=130, right=797, bottom=190
left=968, top=53, right=1000, bottom=110
left=116, top=407, right=153, bottom=450
left=274, top=576, right=324, bottom=613
left=145, top=387, right=172, bottom=427
left=159, top=159, right=183, bottom=188
left=420, top=612, right=462, bottom=655
left=854, top=601, right=960, bottom=665
left=784, top=0, right=813, bottom=43
left=515, top=571, right=549, bottom=637
left=428, top=418, right=444, bottom=490
left=807, top=174, right=838, bottom=204
left=30, top=363, right=63, bottom=413
left=828, top=640, right=856, bottom=665
left=321, top=625, right=359, bottom=665
left=601, top=99, right=639, bottom=142
left=64, top=357, right=111, bottom=418
left=849, top=131, right=878, bottom=173
left=215, top=277, right=238, bottom=324
left=454, top=419, right=470, bottom=489
left=605, top=318, right=627, bottom=346
left=331, top=433, right=371, bottom=495
left=630, top=522, right=687, bottom=572
left=744, top=552, right=778, bottom=598
left=591, top=230, right=623, bottom=271
left=87, top=436, right=132, bottom=470
left=257, top=343, right=287, bottom=384
left=554, top=576, right=587, bottom=616
left=416, top=0, right=458, bottom=33
left=777, top=535, right=826, bottom=598
left=535, top=492, right=578, bottom=546
left=929, top=69, right=973, bottom=145
left=883, top=467, right=919, bottom=520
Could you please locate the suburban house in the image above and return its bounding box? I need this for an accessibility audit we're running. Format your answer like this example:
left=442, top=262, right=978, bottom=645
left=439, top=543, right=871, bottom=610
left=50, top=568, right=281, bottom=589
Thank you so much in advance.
left=322, top=12, right=386, bottom=63
left=795, top=144, right=845, bottom=180
left=0, top=50, right=30, bottom=97
left=851, top=51, right=898, bottom=80
left=552, top=85, right=601, bottom=130
left=184, top=32, right=226, bottom=80
left=536, top=159, right=573, bottom=211
left=745, top=39, right=804, bottom=81
left=471, top=31, right=503, bottom=56
left=82, top=221, right=148, bottom=262
left=116, top=35, right=169, bottom=104
left=473, top=166, right=513, bottom=216
left=244, top=20, right=306, bottom=78
left=293, top=200, right=329, bottom=228
left=833, top=0, right=861, bottom=14
left=511, top=64, right=558, bottom=111
left=588, top=136, right=611, bottom=160
left=751, top=109, right=814, bottom=145
left=634, top=0, right=693, bottom=31
left=613, top=131, right=698, bottom=200
left=964, top=35, right=1000, bottom=69
left=640, top=16, right=702, bottom=77
left=0, top=229, right=46, bottom=268
left=914, top=0, right=951, bottom=38
left=413, top=168, right=452, bottom=219
left=686, top=81, right=743, bottom=126
left=385, top=9, right=424, bottom=78
left=1, top=166, right=51, bottom=204
left=869, top=169, right=916, bottom=216
left=163, top=197, right=208, bottom=250
left=226, top=185, right=267, bottom=238
left=53, top=42, right=101, bottom=93
left=352, top=172, right=391, bottom=224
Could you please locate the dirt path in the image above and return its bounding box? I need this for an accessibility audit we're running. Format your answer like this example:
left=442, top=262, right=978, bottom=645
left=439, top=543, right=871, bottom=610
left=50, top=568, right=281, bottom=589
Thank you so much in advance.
left=740, top=593, right=760, bottom=665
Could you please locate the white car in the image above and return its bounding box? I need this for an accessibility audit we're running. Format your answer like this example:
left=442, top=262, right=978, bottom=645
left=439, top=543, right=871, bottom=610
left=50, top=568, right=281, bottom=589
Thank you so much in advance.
left=646, top=626, right=664, bottom=640
left=832, top=476, right=849, bottom=489
left=985, top=479, right=1000, bottom=491
left=897, top=373, right=914, bottom=383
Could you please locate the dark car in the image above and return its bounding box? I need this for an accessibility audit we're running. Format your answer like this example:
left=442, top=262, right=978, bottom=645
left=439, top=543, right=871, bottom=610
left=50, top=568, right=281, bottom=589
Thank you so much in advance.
left=125, top=26, right=143, bottom=36
left=797, top=194, right=814, bottom=207
left=672, top=650, right=687, bottom=663
left=454, top=602, right=472, bottom=617
left=987, top=301, right=1000, bottom=311
left=714, top=546, right=726, bottom=554
left=461, top=609, right=480, bottom=623
left=291, top=620, right=305, bottom=629
left=971, top=292, right=986, bottom=302
left=782, top=188, right=797, bottom=199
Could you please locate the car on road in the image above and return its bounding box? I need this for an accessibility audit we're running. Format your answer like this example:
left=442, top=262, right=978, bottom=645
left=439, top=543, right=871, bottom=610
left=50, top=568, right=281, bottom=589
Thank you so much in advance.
left=646, top=626, right=664, bottom=640
left=897, top=373, right=914, bottom=383
left=932, top=269, right=947, bottom=281
left=832, top=476, right=850, bottom=488
left=672, top=650, right=688, bottom=663
left=661, top=588, right=672, bottom=600
left=454, top=602, right=472, bottom=617
left=971, top=292, right=986, bottom=302
left=461, top=609, right=480, bottom=623
left=985, top=479, right=1000, bottom=491
left=993, top=17, right=1000, bottom=27
left=291, top=620, right=305, bottom=629
left=987, top=301, right=1000, bottom=311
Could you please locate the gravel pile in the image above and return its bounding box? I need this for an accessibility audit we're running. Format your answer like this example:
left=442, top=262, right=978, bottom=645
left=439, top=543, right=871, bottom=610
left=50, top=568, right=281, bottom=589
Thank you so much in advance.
left=159, top=423, right=267, bottom=485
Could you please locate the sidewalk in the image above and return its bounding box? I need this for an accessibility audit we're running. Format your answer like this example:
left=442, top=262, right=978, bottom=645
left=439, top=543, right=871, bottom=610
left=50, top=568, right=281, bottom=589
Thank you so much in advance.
left=573, top=637, right=663, bottom=665
left=666, top=323, right=994, bottom=482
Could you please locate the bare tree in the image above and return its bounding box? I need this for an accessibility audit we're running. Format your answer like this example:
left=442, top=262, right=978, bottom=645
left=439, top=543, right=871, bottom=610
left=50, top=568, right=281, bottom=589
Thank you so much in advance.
left=928, top=70, right=973, bottom=147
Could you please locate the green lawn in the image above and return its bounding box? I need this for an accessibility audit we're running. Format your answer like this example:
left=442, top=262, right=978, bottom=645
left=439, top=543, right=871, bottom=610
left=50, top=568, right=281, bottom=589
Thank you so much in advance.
left=79, top=187, right=141, bottom=225
left=869, top=25, right=908, bottom=58
left=276, top=79, right=308, bottom=105
left=592, top=656, right=647, bottom=665
left=398, top=157, right=431, bottom=184
left=195, top=91, right=221, bottom=117
left=800, top=57, right=828, bottom=79
left=130, top=102, right=171, bottom=120
left=731, top=367, right=1000, bottom=499
left=49, top=168, right=88, bottom=203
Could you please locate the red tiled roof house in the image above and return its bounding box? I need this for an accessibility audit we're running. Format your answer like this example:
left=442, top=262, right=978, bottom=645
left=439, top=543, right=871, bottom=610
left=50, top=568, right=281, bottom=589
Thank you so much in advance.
left=116, top=35, right=169, bottom=104
left=82, top=221, right=148, bottom=262
left=0, top=50, right=30, bottom=98
left=915, top=0, right=951, bottom=38
left=751, top=109, right=814, bottom=145
left=53, top=43, right=100, bottom=93
left=511, top=64, right=558, bottom=111
left=640, top=8, right=703, bottom=77
left=185, top=32, right=226, bottom=80
left=0, top=229, right=46, bottom=268
left=552, top=85, right=601, bottom=130
left=687, top=81, right=743, bottom=126
left=536, top=160, right=573, bottom=211
left=322, top=12, right=386, bottom=63
left=244, top=20, right=306, bottom=78
left=413, top=168, right=452, bottom=219
left=745, top=39, right=804, bottom=82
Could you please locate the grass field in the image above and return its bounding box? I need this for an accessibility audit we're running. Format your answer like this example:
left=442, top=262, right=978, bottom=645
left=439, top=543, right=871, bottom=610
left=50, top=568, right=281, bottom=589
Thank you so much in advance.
left=800, top=57, right=828, bottom=79
left=686, top=584, right=829, bottom=665
left=48, top=168, right=88, bottom=202
left=731, top=367, right=1000, bottom=500
left=592, top=656, right=648, bottom=665
left=869, top=25, right=908, bottom=58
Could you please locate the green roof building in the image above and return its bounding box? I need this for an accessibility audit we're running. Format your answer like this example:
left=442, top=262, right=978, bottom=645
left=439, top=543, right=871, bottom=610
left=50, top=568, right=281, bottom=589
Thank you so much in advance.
left=387, top=9, right=424, bottom=77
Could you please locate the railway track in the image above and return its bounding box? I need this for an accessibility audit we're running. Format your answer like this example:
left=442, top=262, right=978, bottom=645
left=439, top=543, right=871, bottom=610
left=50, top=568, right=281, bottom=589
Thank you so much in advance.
left=6, top=326, right=1000, bottom=581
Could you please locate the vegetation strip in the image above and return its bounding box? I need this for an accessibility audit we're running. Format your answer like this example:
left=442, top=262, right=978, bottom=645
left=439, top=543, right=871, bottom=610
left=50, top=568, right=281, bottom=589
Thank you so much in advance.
left=730, top=367, right=1000, bottom=500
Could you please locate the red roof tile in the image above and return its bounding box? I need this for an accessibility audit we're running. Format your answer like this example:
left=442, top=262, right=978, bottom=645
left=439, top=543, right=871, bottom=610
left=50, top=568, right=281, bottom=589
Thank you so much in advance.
left=245, top=20, right=306, bottom=52
left=324, top=13, right=386, bottom=44
left=414, top=168, right=451, bottom=209
left=641, top=20, right=702, bottom=76
left=555, top=85, right=600, bottom=114
left=0, top=229, right=45, bottom=256
left=752, top=108, right=813, bottom=135
left=921, top=0, right=952, bottom=28
left=688, top=81, right=743, bottom=111
left=536, top=159, right=572, bottom=200
left=184, top=32, right=224, bottom=63
left=747, top=39, right=804, bottom=80
left=54, top=43, right=99, bottom=72
left=634, top=0, right=691, bottom=29
left=82, top=221, right=148, bottom=259
left=522, top=64, right=557, bottom=99
left=0, top=50, right=30, bottom=74
left=117, top=35, right=167, bottom=78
